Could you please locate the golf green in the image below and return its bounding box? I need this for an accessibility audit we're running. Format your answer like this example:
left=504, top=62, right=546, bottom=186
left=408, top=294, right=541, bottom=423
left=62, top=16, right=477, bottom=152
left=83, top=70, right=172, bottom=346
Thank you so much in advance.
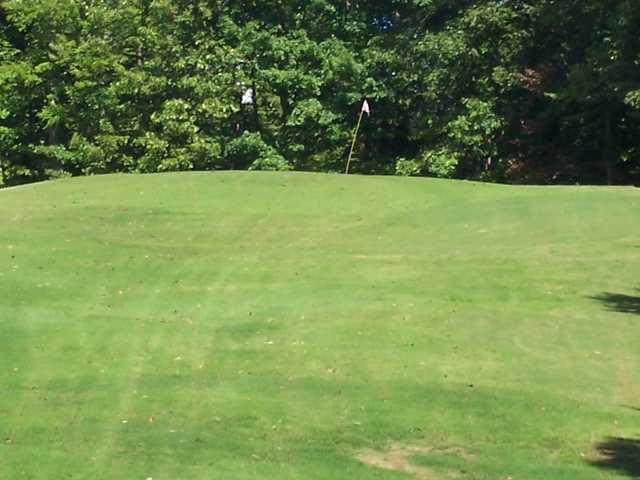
left=1, top=172, right=639, bottom=479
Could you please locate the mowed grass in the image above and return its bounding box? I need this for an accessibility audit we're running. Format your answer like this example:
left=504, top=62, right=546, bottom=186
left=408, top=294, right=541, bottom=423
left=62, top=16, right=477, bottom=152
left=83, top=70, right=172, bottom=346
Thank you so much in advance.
left=1, top=171, right=639, bottom=480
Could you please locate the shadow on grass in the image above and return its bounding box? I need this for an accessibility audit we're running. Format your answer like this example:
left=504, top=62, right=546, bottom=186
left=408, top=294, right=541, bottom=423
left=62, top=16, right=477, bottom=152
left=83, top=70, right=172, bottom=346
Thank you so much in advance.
left=590, top=437, right=640, bottom=478
left=591, top=291, right=640, bottom=315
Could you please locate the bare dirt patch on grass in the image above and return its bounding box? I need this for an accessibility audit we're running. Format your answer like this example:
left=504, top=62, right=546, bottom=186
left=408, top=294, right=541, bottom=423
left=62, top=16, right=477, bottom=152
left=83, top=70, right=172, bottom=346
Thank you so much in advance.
left=356, top=443, right=473, bottom=479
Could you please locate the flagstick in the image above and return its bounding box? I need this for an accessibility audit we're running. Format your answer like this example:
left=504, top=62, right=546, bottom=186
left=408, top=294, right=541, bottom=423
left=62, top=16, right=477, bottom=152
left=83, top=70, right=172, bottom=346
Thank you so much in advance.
left=345, top=108, right=365, bottom=175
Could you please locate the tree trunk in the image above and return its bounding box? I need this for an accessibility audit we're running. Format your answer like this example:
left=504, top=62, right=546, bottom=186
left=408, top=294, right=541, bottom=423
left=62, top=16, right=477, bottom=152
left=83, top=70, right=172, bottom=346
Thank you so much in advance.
left=251, top=75, right=260, bottom=132
left=602, top=110, right=613, bottom=185
left=47, top=81, right=59, bottom=146
left=279, top=91, right=292, bottom=123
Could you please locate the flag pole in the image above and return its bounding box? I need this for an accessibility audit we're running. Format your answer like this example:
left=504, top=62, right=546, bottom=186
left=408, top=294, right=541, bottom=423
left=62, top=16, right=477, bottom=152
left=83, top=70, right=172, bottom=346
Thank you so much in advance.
left=345, top=108, right=365, bottom=175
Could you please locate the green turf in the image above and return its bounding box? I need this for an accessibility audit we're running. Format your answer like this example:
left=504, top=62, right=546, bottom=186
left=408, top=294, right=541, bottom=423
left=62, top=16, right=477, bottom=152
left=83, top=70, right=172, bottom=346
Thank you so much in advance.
left=1, top=172, right=639, bottom=479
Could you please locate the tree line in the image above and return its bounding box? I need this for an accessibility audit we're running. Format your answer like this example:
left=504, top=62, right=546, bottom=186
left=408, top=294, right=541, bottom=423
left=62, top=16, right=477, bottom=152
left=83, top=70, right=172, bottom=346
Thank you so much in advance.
left=1, top=0, right=639, bottom=187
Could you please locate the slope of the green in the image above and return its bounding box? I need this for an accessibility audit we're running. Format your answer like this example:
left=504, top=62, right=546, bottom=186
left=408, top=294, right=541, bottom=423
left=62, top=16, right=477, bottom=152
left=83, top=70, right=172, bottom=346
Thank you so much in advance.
left=1, top=172, right=639, bottom=479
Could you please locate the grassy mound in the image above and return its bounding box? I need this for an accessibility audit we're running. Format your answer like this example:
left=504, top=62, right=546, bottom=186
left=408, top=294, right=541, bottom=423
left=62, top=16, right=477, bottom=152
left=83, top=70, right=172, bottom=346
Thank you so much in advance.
left=1, top=172, right=639, bottom=479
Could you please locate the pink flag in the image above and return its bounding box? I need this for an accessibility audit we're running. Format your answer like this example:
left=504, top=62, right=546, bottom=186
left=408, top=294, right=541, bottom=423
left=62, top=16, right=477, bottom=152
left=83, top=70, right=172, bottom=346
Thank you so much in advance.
left=361, top=99, right=370, bottom=116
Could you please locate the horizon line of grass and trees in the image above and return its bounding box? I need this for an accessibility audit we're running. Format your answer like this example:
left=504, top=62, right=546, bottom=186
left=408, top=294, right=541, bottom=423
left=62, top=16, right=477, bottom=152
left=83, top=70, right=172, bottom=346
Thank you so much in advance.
left=1, top=0, right=639, bottom=188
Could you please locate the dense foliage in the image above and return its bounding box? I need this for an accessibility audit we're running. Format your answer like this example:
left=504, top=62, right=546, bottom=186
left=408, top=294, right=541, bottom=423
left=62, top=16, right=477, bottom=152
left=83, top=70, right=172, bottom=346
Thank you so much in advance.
left=1, top=0, right=638, bottom=186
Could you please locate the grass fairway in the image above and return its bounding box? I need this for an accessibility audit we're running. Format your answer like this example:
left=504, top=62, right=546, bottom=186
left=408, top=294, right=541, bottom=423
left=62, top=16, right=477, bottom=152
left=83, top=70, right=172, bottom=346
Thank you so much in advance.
left=1, top=172, right=639, bottom=480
